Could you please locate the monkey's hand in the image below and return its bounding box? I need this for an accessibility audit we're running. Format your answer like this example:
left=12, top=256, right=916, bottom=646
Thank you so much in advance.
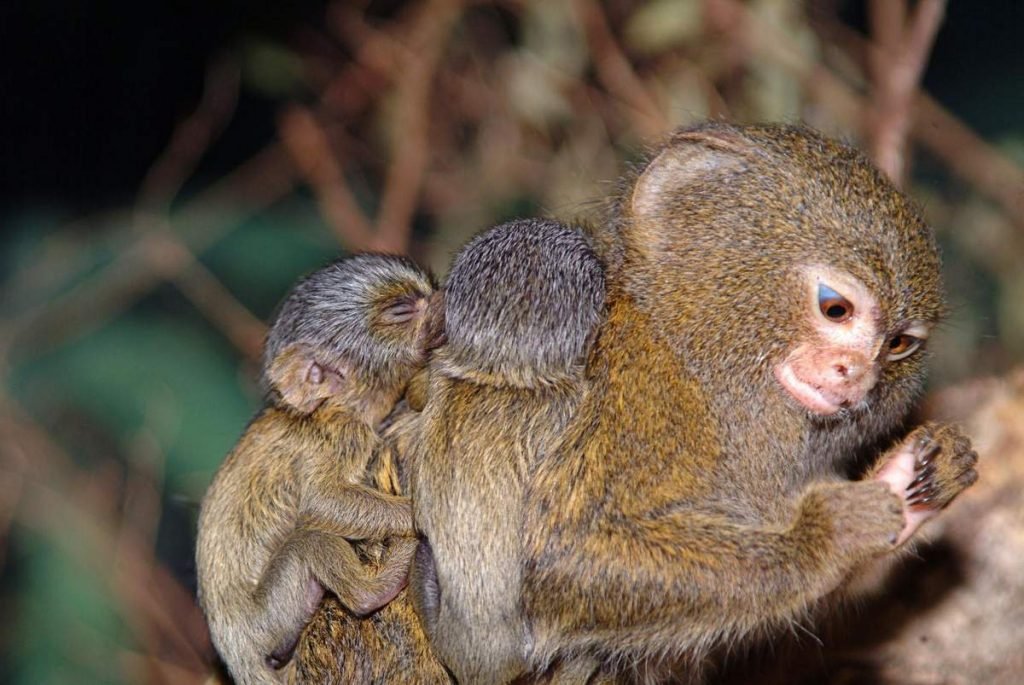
left=873, top=422, right=978, bottom=545
left=799, top=480, right=905, bottom=560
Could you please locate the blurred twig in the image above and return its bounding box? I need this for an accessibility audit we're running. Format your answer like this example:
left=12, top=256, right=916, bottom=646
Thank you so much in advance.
left=372, top=0, right=464, bottom=253
left=137, top=58, right=241, bottom=213
left=705, top=0, right=1024, bottom=231
left=285, top=0, right=464, bottom=255
left=0, top=444, right=23, bottom=572
left=0, top=143, right=295, bottom=367
left=813, top=14, right=1024, bottom=229
left=912, top=95, right=1024, bottom=225
left=278, top=106, right=377, bottom=251
left=572, top=0, right=669, bottom=138
left=867, top=0, right=946, bottom=185
left=133, top=56, right=265, bottom=362
left=151, top=226, right=267, bottom=362
left=120, top=426, right=167, bottom=578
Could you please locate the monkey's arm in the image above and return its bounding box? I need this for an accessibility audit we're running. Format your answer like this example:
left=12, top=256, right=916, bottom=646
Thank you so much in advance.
left=300, top=483, right=415, bottom=539
left=524, top=479, right=903, bottom=659
left=298, top=421, right=416, bottom=539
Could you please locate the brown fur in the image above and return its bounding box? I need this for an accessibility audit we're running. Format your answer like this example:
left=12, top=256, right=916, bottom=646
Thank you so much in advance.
left=290, top=406, right=452, bottom=684
left=515, top=124, right=977, bottom=682
left=196, top=256, right=438, bottom=685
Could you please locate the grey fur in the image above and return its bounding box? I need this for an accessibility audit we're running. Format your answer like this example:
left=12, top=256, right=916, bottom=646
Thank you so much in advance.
left=442, top=219, right=606, bottom=386
left=264, top=254, right=436, bottom=390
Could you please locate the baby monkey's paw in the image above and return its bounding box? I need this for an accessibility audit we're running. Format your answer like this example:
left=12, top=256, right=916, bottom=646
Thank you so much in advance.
left=875, top=422, right=978, bottom=545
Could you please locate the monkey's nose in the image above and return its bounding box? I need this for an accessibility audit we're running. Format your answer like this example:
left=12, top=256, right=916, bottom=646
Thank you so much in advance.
left=829, top=353, right=869, bottom=383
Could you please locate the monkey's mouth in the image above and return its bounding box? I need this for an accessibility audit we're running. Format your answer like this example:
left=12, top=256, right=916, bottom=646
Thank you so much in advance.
left=774, top=362, right=845, bottom=416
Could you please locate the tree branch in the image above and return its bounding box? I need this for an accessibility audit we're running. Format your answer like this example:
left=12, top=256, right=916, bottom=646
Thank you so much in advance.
left=278, top=105, right=377, bottom=251
left=868, top=0, right=947, bottom=184
left=572, top=0, right=669, bottom=138
left=373, top=0, right=464, bottom=254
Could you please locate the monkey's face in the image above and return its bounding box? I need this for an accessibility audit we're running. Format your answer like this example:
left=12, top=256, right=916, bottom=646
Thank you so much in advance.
left=620, top=123, right=943, bottom=438
left=264, top=255, right=438, bottom=403
left=366, top=284, right=439, bottom=368
left=774, top=264, right=933, bottom=418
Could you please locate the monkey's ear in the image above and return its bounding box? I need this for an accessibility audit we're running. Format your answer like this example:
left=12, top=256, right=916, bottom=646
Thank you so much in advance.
left=631, top=127, right=750, bottom=218
left=268, top=343, right=348, bottom=414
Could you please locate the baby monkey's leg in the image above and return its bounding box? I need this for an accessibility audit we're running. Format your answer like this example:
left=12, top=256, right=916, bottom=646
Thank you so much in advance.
left=256, top=522, right=417, bottom=668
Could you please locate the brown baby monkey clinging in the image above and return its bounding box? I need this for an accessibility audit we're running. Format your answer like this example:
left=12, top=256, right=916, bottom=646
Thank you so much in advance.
left=410, top=218, right=607, bottom=685
left=196, top=254, right=442, bottom=685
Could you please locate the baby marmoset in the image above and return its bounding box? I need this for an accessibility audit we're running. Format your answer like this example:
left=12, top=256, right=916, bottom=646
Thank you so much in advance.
left=196, top=254, right=439, bottom=685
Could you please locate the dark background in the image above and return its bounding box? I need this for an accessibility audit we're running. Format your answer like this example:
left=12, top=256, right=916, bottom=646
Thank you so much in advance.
left=3, top=2, right=1022, bottom=213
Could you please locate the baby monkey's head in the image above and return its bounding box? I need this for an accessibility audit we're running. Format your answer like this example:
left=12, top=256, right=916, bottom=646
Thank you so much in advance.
left=262, top=254, right=440, bottom=418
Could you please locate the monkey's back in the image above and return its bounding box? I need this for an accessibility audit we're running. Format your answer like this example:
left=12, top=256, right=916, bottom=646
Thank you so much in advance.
left=406, top=218, right=604, bottom=683
left=411, top=373, right=582, bottom=684
left=197, top=409, right=305, bottom=606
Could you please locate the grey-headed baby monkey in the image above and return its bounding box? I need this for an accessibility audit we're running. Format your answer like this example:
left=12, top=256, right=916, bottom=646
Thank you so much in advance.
left=196, top=255, right=440, bottom=685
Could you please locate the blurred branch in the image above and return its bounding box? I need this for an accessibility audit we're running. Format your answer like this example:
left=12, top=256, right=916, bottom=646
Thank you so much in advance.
left=137, top=58, right=241, bottom=212
left=2, top=229, right=191, bottom=365
left=294, top=0, right=464, bottom=254
left=1, top=143, right=294, bottom=367
left=172, top=261, right=267, bottom=363
left=572, top=0, right=669, bottom=138
left=148, top=226, right=267, bottom=362
left=704, top=0, right=865, bottom=131
left=705, top=0, right=1024, bottom=231
left=119, top=427, right=166, bottom=577
left=912, top=95, right=1024, bottom=225
left=373, top=0, right=464, bottom=253
left=867, top=0, right=946, bottom=184
left=0, top=445, right=23, bottom=572
left=814, top=15, right=1024, bottom=230
left=278, top=106, right=376, bottom=251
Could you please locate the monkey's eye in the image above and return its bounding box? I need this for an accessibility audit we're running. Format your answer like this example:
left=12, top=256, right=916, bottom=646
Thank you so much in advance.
left=818, top=284, right=854, bottom=323
left=381, top=295, right=425, bottom=325
left=886, top=334, right=922, bottom=361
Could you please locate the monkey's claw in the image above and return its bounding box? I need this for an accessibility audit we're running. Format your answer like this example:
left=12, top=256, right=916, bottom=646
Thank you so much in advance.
left=903, top=423, right=978, bottom=512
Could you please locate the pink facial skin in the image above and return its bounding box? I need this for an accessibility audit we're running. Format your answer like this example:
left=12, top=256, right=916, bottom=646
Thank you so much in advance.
left=774, top=266, right=936, bottom=543
left=774, top=267, right=887, bottom=417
